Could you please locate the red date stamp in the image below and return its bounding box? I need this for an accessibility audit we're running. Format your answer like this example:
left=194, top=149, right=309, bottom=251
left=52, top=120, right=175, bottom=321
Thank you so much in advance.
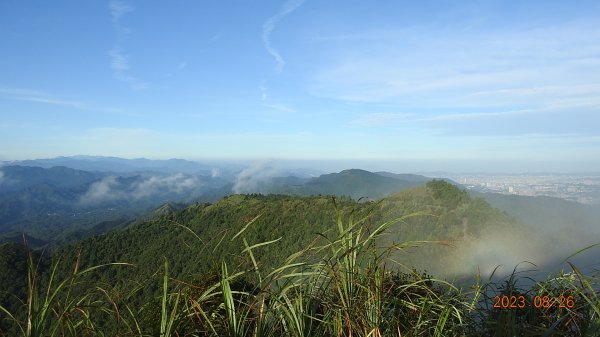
left=493, top=295, right=575, bottom=309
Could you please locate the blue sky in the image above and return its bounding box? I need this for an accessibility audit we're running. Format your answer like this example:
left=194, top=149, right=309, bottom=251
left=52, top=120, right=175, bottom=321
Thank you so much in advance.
left=1, top=0, right=600, bottom=172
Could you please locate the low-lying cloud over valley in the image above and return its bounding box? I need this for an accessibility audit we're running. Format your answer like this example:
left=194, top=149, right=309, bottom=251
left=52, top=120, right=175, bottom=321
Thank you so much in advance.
left=79, top=173, right=203, bottom=205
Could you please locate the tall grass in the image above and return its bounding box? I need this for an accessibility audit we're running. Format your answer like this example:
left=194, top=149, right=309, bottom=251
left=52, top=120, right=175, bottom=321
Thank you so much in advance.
left=166, top=203, right=470, bottom=336
left=469, top=263, right=600, bottom=336
left=1, top=203, right=598, bottom=336
left=0, top=247, right=131, bottom=336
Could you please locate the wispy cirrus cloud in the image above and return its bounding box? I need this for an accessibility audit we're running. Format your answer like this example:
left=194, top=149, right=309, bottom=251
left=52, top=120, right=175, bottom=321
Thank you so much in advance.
left=417, top=108, right=539, bottom=123
left=348, top=105, right=596, bottom=138
left=108, top=49, right=148, bottom=90
left=107, top=1, right=147, bottom=90
left=311, top=18, right=600, bottom=139
left=109, top=0, right=133, bottom=23
left=0, top=86, right=133, bottom=115
left=262, top=102, right=295, bottom=113
left=0, top=87, right=85, bottom=108
left=309, top=19, right=600, bottom=111
left=262, top=0, right=305, bottom=72
left=349, top=112, right=417, bottom=127
left=349, top=110, right=533, bottom=128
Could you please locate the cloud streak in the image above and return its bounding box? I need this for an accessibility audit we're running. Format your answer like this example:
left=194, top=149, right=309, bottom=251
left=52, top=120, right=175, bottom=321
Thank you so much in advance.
left=262, top=0, right=305, bottom=72
left=109, top=0, right=133, bottom=22
left=309, top=19, right=600, bottom=115
left=0, top=87, right=86, bottom=109
left=349, top=112, right=418, bottom=127
left=349, top=109, right=541, bottom=129
left=263, top=103, right=295, bottom=113
left=108, top=49, right=148, bottom=90
left=0, top=87, right=130, bottom=114
left=108, top=1, right=147, bottom=90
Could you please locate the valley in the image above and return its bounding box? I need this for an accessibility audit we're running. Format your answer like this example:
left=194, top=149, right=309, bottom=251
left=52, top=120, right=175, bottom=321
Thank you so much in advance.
left=0, top=157, right=598, bottom=335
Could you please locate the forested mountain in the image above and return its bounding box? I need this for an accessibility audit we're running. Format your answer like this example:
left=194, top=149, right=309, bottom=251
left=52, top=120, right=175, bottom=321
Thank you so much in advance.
left=301, top=169, right=427, bottom=199
left=1, top=162, right=597, bottom=275
left=0, top=243, right=32, bottom=320
left=0, top=166, right=432, bottom=247
left=374, top=171, right=432, bottom=182
left=11, top=181, right=525, bottom=299
left=0, top=165, right=230, bottom=246
left=479, top=192, right=600, bottom=234
left=244, top=169, right=432, bottom=200
left=0, top=181, right=597, bottom=336
left=0, top=165, right=102, bottom=193
left=0, top=166, right=115, bottom=246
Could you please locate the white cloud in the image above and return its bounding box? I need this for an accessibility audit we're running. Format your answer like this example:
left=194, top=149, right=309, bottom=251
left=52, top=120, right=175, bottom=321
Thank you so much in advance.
left=0, top=87, right=85, bottom=108
left=263, top=103, right=295, bottom=113
left=350, top=112, right=417, bottom=127
left=0, top=87, right=47, bottom=97
left=108, top=49, right=130, bottom=71
left=131, top=173, right=200, bottom=199
left=419, top=108, right=539, bottom=122
left=79, top=176, right=123, bottom=204
left=349, top=109, right=542, bottom=129
left=232, top=161, right=279, bottom=193
left=309, top=20, right=600, bottom=112
left=262, top=0, right=305, bottom=72
left=0, top=87, right=133, bottom=115
left=108, top=1, right=147, bottom=90
left=79, top=174, right=203, bottom=205
left=108, top=49, right=148, bottom=90
left=109, top=1, right=133, bottom=23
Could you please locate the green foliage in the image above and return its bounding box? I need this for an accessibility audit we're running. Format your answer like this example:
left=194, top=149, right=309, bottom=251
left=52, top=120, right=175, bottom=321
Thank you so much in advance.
left=0, top=247, right=131, bottom=336
left=469, top=264, right=600, bottom=336
left=0, top=191, right=597, bottom=336
left=426, top=179, right=468, bottom=207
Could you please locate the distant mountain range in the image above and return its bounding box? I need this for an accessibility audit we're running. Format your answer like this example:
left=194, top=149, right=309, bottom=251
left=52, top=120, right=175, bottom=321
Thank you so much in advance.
left=0, top=164, right=230, bottom=246
left=0, top=163, right=435, bottom=245
left=3, top=155, right=216, bottom=174
left=23, top=181, right=531, bottom=286
left=1, top=157, right=597, bottom=335
left=1, top=156, right=598, bottom=269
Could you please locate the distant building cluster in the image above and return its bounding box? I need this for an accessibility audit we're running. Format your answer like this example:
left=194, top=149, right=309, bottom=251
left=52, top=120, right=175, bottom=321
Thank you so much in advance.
left=444, top=174, right=600, bottom=205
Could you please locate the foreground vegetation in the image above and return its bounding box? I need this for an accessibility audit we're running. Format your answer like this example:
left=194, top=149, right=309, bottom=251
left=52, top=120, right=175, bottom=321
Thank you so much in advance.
left=1, top=182, right=598, bottom=336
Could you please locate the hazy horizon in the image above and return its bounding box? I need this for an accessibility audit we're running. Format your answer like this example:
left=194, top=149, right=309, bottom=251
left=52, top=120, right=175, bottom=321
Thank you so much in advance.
left=3, top=154, right=600, bottom=175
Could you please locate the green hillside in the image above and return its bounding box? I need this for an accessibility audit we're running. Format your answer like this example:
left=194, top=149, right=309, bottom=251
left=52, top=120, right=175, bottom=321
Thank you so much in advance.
left=54, top=195, right=363, bottom=286
left=0, top=181, right=597, bottom=336
left=301, top=169, right=424, bottom=199
left=47, top=181, right=521, bottom=285
left=479, top=192, right=600, bottom=234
